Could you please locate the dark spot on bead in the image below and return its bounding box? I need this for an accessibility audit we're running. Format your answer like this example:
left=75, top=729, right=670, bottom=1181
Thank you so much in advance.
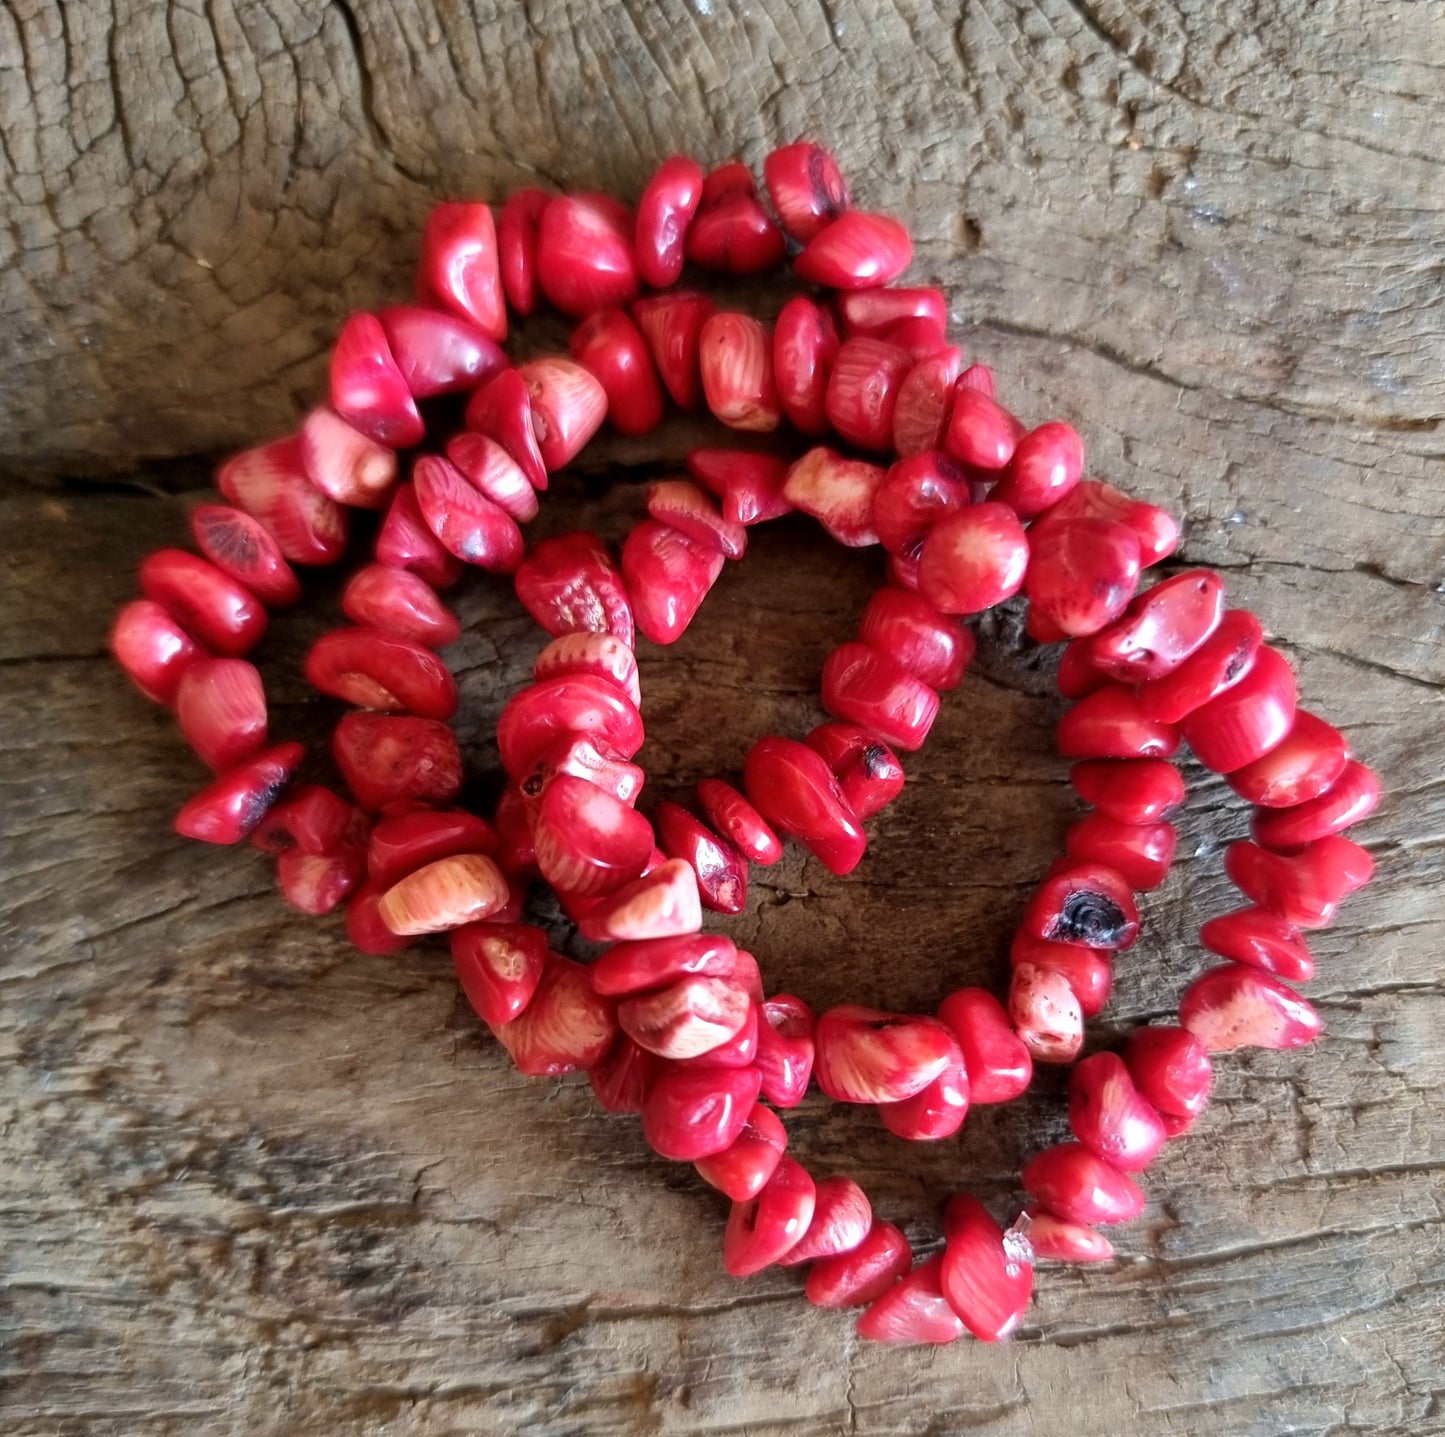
left=1056, top=888, right=1128, bottom=946
left=240, top=773, right=291, bottom=836
left=1224, top=643, right=1254, bottom=682
left=521, top=769, right=548, bottom=799
left=862, top=744, right=891, bottom=778
left=808, top=146, right=849, bottom=220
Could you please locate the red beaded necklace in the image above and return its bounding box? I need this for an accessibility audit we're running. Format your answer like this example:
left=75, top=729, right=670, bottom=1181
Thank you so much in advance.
left=109, top=140, right=1381, bottom=1345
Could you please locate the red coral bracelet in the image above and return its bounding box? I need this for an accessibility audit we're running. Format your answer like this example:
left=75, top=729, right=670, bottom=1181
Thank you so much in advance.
left=109, top=139, right=1381, bottom=1345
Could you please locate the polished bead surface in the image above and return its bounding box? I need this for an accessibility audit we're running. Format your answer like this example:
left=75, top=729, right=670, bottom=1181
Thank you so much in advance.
left=794, top=211, right=912, bottom=288
left=1136, top=609, right=1264, bottom=723
left=1025, top=518, right=1143, bottom=638
left=1068, top=1052, right=1168, bottom=1171
left=1251, top=760, right=1380, bottom=851
left=1180, top=965, right=1322, bottom=1051
left=622, top=520, right=726, bottom=646
left=1070, top=758, right=1185, bottom=823
left=820, top=641, right=940, bottom=752
left=917, top=503, right=1029, bottom=614
left=1199, top=907, right=1315, bottom=982
left=1181, top=644, right=1298, bottom=773
left=763, top=141, right=851, bottom=242
left=755, top=994, right=816, bottom=1108
left=1021, top=1141, right=1146, bottom=1225
left=536, top=194, right=639, bottom=317
left=743, top=736, right=867, bottom=874
left=773, top=295, right=842, bottom=436
left=1090, top=569, right=1226, bottom=682
left=937, top=988, right=1032, bottom=1104
left=806, top=1221, right=912, bottom=1310
left=191, top=505, right=302, bottom=607
left=724, top=1156, right=817, bottom=1277
left=856, top=1254, right=963, bottom=1345
left=514, top=532, right=634, bottom=647
left=634, top=154, right=705, bottom=288
left=939, top=1195, right=1035, bottom=1341
left=782, top=447, right=888, bottom=547
left=333, top=713, right=463, bottom=812
left=1228, top=711, right=1350, bottom=809
left=813, top=1005, right=957, bottom=1104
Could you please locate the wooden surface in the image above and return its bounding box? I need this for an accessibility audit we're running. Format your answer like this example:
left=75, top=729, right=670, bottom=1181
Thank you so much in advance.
left=3, top=2, right=1443, bottom=1433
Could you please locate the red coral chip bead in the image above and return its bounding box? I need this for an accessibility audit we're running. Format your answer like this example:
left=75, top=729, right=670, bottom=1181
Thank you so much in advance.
left=794, top=211, right=912, bottom=289
left=444, top=431, right=539, bottom=525
left=724, top=1156, right=817, bottom=1277
left=463, top=368, right=548, bottom=492
left=570, top=309, right=666, bottom=437
left=377, top=305, right=506, bottom=398
left=1022, top=1142, right=1146, bottom=1225
left=824, top=336, right=913, bottom=452
left=304, top=627, right=458, bottom=720
left=1067, top=1052, right=1168, bottom=1172
left=1069, top=758, right=1185, bottom=823
left=532, top=773, right=654, bottom=897
left=329, top=312, right=425, bottom=449
left=301, top=405, right=399, bottom=510
left=698, top=312, right=783, bottom=433
left=175, top=658, right=268, bottom=771
left=1225, top=835, right=1373, bottom=928
left=632, top=291, right=716, bottom=409
left=654, top=802, right=747, bottom=914
left=1090, top=570, right=1227, bottom=682
left=806, top=1221, right=912, bottom=1309
left=743, top=736, right=867, bottom=875
left=518, top=733, right=644, bottom=817
left=685, top=191, right=787, bottom=275
left=892, top=348, right=963, bottom=457
left=366, top=808, right=498, bottom=887
left=1179, top=965, right=1323, bottom=1052
left=1009, top=963, right=1085, bottom=1065
left=1026, top=518, right=1142, bottom=638
left=1039, top=479, right=1179, bottom=566
left=1009, top=933, right=1113, bottom=1017
left=536, top=193, right=639, bottom=317
left=590, top=933, right=741, bottom=998
left=217, top=436, right=349, bottom=566
left=514, top=533, right=635, bottom=647
left=588, top=1035, right=660, bottom=1114
left=813, top=1006, right=958, bottom=1104
left=375, top=483, right=463, bottom=591
left=917, top=503, right=1029, bottom=614
left=939, top=1195, right=1035, bottom=1342
left=110, top=599, right=205, bottom=705
left=1058, top=683, right=1183, bottom=761
left=936, top=988, right=1032, bottom=1104
left=958, top=362, right=994, bottom=396
left=1251, top=759, right=1380, bottom=852
left=1022, top=1207, right=1115, bottom=1264
left=497, top=187, right=550, bottom=316
left=820, top=641, right=940, bottom=752
left=1023, top=859, right=1140, bottom=949
left=191, top=505, right=302, bottom=607
left=411, top=456, right=524, bottom=572
left=1199, top=907, right=1315, bottom=982
left=416, top=201, right=506, bottom=341
left=451, top=921, right=549, bottom=1027
left=687, top=448, right=792, bottom=528
left=576, top=858, right=704, bottom=942
left=782, top=447, right=888, bottom=547
left=805, top=722, right=906, bottom=821
left=516, top=357, right=609, bottom=472
left=635, top=154, right=705, bottom=288
left=640, top=1063, right=763, bottom=1161
left=333, top=713, right=463, bottom=813
left=990, top=421, right=1085, bottom=519
left=533, top=632, right=640, bottom=707
left=1135, top=609, right=1264, bottom=723
left=756, top=994, right=816, bottom=1107
left=695, top=1102, right=788, bottom=1202
left=763, top=140, right=851, bottom=243
left=773, top=295, right=842, bottom=436
left=139, top=550, right=268, bottom=657
left=944, top=385, right=1023, bottom=471
left=1181, top=644, right=1298, bottom=773
left=491, top=955, right=618, bottom=1077
left=278, top=844, right=366, bottom=916
left=346, top=877, right=414, bottom=955
left=838, top=286, right=946, bottom=337
left=174, top=741, right=304, bottom=844
left=858, top=587, right=973, bottom=692
left=1064, top=813, right=1177, bottom=891
left=780, top=1177, right=873, bottom=1265
left=886, top=549, right=922, bottom=592
left=377, top=852, right=510, bottom=934
left=645, top=481, right=747, bottom=560
left=1056, top=638, right=1109, bottom=700
left=622, top=520, right=726, bottom=646
left=878, top=1042, right=970, bottom=1140
left=342, top=564, right=461, bottom=649
left=619, top=975, right=751, bottom=1060
left=1227, top=710, right=1350, bottom=810
left=696, top=779, right=783, bottom=866
left=675, top=998, right=759, bottom=1069
left=251, top=784, right=352, bottom=854
left=867, top=442, right=971, bottom=560
left=856, top=1253, right=964, bottom=1345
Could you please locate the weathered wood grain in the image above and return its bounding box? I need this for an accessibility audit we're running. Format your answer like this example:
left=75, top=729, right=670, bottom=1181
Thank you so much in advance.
left=2, top=1, right=1443, bottom=1434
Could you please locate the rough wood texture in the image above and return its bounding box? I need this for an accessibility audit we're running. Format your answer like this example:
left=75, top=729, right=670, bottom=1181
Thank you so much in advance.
left=3, top=2, right=1443, bottom=1433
